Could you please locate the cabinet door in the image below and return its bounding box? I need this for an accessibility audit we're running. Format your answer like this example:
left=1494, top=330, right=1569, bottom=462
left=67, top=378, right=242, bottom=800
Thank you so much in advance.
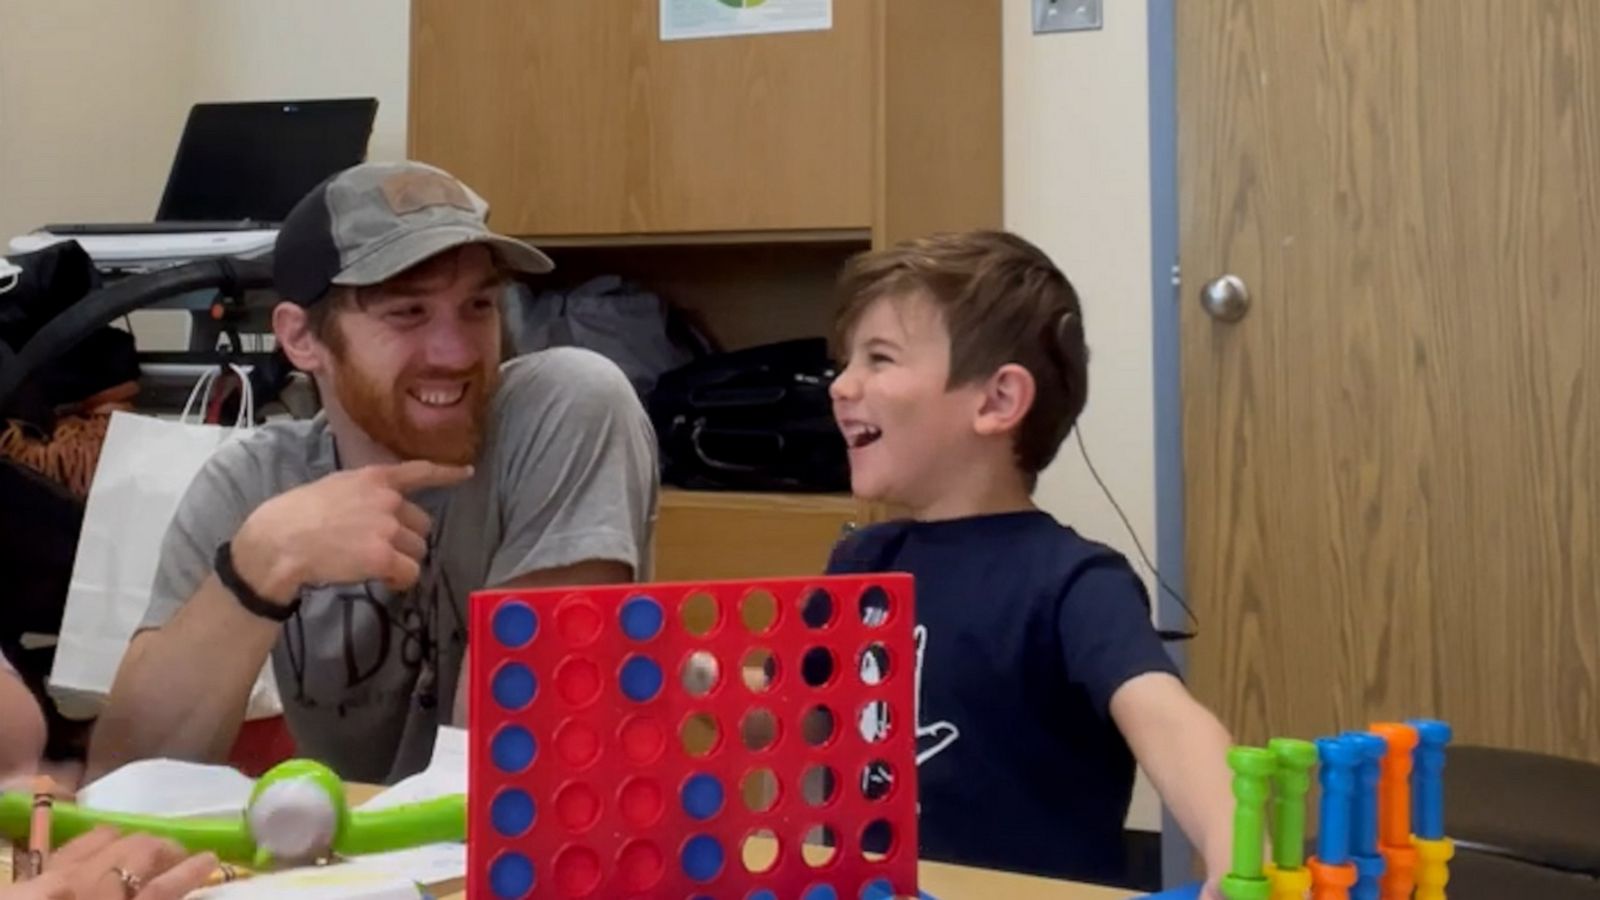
left=651, top=490, right=862, bottom=583
left=410, top=0, right=874, bottom=237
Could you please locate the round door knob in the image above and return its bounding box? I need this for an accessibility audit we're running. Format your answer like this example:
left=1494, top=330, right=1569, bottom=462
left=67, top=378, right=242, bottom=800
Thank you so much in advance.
left=1200, top=274, right=1251, bottom=322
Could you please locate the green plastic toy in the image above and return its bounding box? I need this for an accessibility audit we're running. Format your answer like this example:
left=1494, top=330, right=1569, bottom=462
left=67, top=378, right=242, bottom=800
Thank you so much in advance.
left=1220, top=746, right=1275, bottom=900
left=0, top=759, right=464, bottom=868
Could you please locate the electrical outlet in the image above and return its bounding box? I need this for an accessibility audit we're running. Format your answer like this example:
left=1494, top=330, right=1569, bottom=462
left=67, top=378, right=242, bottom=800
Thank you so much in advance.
left=1033, top=0, right=1102, bottom=34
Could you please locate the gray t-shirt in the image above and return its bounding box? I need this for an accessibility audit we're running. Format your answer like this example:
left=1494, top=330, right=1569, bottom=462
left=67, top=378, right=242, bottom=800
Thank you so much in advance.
left=144, top=348, right=659, bottom=783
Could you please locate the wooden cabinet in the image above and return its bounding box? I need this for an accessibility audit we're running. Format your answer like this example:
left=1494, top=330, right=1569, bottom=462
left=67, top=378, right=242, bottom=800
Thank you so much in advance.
left=409, top=0, right=1001, bottom=580
left=410, top=0, right=999, bottom=243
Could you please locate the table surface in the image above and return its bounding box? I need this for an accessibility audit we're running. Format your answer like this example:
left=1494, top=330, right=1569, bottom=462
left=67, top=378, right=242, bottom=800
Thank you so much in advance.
left=0, top=784, right=1138, bottom=900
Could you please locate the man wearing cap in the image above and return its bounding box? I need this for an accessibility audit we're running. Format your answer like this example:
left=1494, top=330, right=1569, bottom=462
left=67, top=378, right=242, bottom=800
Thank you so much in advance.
left=89, top=162, right=658, bottom=783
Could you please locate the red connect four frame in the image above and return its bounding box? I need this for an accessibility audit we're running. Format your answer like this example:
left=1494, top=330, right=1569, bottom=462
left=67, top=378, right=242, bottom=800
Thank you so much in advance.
left=467, top=575, right=918, bottom=900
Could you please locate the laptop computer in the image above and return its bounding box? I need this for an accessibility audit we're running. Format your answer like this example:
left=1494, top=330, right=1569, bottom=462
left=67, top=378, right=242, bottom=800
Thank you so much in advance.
left=43, top=98, right=378, bottom=235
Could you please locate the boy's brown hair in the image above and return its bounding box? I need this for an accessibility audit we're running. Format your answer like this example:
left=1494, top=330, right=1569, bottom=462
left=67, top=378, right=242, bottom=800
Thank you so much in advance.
left=834, top=229, right=1089, bottom=476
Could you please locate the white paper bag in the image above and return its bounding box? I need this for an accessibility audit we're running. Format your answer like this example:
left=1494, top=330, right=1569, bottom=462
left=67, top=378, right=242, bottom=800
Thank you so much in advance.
left=48, top=366, right=281, bottom=721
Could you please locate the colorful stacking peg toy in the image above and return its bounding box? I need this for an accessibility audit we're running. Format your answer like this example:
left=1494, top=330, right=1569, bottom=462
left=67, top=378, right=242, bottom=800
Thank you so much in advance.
left=1371, top=723, right=1419, bottom=900
left=1306, top=737, right=1358, bottom=900
left=1265, top=738, right=1316, bottom=900
left=1220, top=747, right=1276, bottom=900
left=1409, top=719, right=1454, bottom=900
left=1222, top=718, right=1454, bottom=900
left=1345, top=731, right=1388, bottom=900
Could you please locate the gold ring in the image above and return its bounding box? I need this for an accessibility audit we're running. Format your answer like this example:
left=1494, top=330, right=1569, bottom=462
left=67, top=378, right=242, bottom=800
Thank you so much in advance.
left=111, top=865, right=143, bottom=897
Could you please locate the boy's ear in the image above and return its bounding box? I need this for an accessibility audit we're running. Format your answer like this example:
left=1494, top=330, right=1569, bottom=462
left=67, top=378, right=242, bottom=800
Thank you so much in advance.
left=973, top=363, right=1036, bottom=438
left=272, top=301, right=331, bottom=375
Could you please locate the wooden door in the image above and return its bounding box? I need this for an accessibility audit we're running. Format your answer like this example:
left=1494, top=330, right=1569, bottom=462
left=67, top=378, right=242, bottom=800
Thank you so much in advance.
left=1179, top=3, right=1600, bottom=759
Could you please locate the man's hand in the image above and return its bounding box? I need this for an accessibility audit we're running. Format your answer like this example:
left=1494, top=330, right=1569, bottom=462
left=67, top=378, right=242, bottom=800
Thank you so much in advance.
left=231, top=461, right=472, bottom=602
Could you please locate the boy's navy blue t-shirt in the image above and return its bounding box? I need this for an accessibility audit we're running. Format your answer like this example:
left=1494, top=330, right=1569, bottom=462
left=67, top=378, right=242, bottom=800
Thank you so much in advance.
left=826, top=510, right=1179, bottom=883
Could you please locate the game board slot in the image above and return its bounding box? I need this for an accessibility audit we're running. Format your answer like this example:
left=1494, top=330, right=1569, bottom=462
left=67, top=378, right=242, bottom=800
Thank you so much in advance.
left=616, top=838, right=667, bottom=891
left=856, top=643, right=890, bottom=686
left=860, top=819, right=895, bottom=862
left=801, top=764, right=839, bottom=808
left=490, top=786, right=536, bottom=838
left=490, top=723, right=537, bottom=774
left=619, top=653, right=666, bottom=702
left=742, top=827, right=782, bottom=873
left=553, top=655, right=603, bottom=707
left=490, top=660, right=538, bottom=712
left=680, top=833, right=727, bottom=883
left=801, top=824, right=841, bottom=868
left=740, top=708, right=780, bottom=752
left=856, top=700, right=893, bottom=744
left=617, top=775, right=667, bottom=827
left=802, top=704, right=837, bottom=747
left=491, top=599, right=539, bottom=649
left=681, top=649, right=721, bottom=696
left=681, top=589, right=721, bottom=636
left=860, top=758, right=895, bottom=801
left=679, top=771, right=726, bottom=821
left=741, top=768, right=781, bottom=812
left=551, top=843, right=603, bottom=896
left=554, top=595, right=604, bottom=647
left=553, top=781, right=603, bottom=833
left=618, top=593, right=665, bottom=641
left=857, top=585, right=892, bottom=627
left=552, top=717, right=602, bottom=770
left=799, top=586, right=838, bottom=629
left=740, top=588, right=780, bottom=633
left=741, top=647, right=779, bottom=692
left=680, top=711, right=722, bottom=757
left=487, top=849, right=535, bottom=899
left=801, top=646, right=838, bottom=687
left=619, top=714, right=668, bottom=764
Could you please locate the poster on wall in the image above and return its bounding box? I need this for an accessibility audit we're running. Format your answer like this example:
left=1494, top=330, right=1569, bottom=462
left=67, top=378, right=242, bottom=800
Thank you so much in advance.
left=660, top=0, right=832, bottom=42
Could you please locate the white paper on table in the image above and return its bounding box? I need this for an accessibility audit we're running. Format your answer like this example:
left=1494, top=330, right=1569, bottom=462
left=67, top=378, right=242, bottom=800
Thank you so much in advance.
left=184, top=861, right=424, bottom=899
left=348, top=725, right=469, bottom=885
left=77, top=758, right=256, bottom=818
left=357, top=726, right=467, bottom=812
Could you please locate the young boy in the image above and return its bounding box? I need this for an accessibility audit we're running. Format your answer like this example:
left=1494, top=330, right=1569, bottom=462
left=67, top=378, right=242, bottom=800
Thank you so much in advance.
left=827, top=230, right=1235, bottom=890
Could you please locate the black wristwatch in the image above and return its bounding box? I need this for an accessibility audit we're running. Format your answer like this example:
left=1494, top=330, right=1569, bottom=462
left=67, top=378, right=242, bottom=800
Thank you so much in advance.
left=214, top=540, right=301, bottom=622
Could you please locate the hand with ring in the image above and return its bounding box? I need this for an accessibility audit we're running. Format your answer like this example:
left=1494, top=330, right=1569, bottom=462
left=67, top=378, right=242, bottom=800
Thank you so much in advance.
left=1, top=826, right=218, bottom=899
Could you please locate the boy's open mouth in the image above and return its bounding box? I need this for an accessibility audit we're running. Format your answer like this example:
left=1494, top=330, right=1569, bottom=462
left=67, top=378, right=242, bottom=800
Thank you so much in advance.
left=841, top=422, right=883, bottom=449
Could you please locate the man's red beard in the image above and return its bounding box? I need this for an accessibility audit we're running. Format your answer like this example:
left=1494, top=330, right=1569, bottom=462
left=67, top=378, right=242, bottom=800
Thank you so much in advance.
left=331, top=356, right=499, bottom=465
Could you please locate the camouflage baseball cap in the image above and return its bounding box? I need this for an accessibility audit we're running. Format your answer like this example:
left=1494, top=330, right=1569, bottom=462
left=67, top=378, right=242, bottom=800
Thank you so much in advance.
left=272, top=160, right=553, bottom=305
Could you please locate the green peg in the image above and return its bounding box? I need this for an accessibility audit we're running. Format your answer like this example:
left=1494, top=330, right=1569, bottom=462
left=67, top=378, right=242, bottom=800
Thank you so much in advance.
left=1220, top=746, right=1275, bottom=900
left=1268, top=737, right=1318, bottom=871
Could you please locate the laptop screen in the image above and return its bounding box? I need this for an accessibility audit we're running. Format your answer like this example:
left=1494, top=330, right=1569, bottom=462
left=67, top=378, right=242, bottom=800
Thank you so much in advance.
left=156, top=98, right=378, bottom=223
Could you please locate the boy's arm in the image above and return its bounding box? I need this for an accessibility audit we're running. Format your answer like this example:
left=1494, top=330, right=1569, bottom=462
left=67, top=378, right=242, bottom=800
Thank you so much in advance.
left=0, top=656, right=46, bottom=780
left=1111, top=671, right=1236, bottom=889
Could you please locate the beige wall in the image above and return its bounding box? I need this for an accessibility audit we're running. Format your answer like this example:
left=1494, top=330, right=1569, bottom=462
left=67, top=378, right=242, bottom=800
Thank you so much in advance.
left=1003, top=0, right=1162, bottom=831
left=0, top=0, right=195, bottom=240
left=187, top=0, right=411, bottom=163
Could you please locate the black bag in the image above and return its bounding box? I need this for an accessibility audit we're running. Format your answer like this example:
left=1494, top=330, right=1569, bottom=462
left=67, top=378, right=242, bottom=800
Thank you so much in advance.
left=648, top=338, right=849, bottom=493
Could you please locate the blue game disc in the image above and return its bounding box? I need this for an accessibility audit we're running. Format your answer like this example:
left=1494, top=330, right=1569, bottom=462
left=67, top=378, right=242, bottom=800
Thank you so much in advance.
left=491, top=724, right=537, bottom=773
left=619, top=655, right=664, bottom=702
left=802, top=885, right=838, bottom=900
left=680, top=835, right=724, bottom=883
left=680, top=773, right=725, bottom=821
left=492, top=663, right=538, bottom=711
left=620, top=596, right=665, bottom=641
left=747, top=892, right=778, bottom=900
left=489, top=852, right=535, bottom=899
left=491, top=788, right=536, bottom=838
left=493, top=602, right=538, bottom=648
left=860, top=879, right=894, bottom=900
